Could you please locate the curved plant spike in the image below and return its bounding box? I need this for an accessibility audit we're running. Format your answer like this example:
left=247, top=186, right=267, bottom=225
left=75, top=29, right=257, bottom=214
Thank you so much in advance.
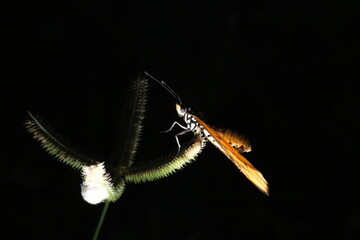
left=123, top=134, right=206, bottom=183
left=25, top=112, right=99, bottom=170
left=111, top=76, right=148, bottom=170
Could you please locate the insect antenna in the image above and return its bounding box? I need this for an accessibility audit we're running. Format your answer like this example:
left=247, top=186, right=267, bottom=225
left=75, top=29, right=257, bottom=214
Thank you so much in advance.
left=144, top=72, right=183, bottom=104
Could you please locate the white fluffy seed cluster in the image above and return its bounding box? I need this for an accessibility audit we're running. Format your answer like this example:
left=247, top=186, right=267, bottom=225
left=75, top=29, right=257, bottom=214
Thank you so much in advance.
left=80, top=162, right=114, bottom=205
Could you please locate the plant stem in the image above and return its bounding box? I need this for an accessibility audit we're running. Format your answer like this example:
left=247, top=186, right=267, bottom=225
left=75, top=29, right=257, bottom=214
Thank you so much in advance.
left=92, top=201, right=110, bottom=240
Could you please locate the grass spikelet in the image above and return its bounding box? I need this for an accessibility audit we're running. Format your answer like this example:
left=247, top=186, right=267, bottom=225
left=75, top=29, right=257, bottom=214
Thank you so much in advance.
left=124, top=135, right=205, bottom=183
left=25, top=112, right=97, bottom=170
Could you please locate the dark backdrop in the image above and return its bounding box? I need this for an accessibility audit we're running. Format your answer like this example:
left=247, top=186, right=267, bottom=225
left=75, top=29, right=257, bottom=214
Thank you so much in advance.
left=2, top=1, right=359, bottom=239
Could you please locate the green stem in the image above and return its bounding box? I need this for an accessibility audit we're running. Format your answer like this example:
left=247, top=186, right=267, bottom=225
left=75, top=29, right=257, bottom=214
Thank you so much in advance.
left=92, top=201, right=110, bottom=240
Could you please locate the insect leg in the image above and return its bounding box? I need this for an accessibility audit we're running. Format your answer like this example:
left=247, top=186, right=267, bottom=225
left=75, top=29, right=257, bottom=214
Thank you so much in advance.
left=174, top=129, right=192, bottom=152
left=161, top=121, right=187, bottom=133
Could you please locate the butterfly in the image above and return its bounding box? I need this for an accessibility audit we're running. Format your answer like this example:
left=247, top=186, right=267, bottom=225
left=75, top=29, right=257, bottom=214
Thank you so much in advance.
left=145, top=72, right=269, bottom=195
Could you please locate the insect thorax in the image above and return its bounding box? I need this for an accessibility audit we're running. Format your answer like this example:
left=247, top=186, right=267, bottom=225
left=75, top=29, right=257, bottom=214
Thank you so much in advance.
left=184, top=113, right=199, bottom=132
left=184, top=113, right=208, bottom=148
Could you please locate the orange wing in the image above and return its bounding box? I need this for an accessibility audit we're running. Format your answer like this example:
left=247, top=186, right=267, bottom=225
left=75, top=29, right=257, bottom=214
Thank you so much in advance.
left=193, top=115, right=269, bottom=195
left=214, top=128, right=252, bottom=153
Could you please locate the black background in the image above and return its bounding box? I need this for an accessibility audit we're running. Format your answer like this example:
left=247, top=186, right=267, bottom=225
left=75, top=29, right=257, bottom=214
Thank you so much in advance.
left=2, top=1, right=359, bottom=239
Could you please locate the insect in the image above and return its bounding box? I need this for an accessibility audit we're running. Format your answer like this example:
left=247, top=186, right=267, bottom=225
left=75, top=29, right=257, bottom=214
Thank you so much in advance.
left=145, top=72, right=269, bottom=195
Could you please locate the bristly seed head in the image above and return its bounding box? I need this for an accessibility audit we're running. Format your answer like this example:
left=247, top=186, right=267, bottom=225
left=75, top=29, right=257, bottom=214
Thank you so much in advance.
left=81, top=162, right=113, bottom=205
